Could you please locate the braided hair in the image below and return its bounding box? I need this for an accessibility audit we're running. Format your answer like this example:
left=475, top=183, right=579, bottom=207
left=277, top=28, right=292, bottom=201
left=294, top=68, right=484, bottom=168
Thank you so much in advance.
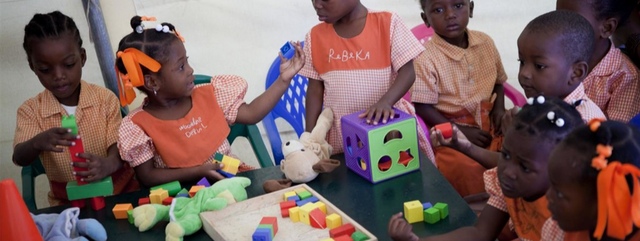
left=511, top=96, right=584, bottom=144
left=23, top=11, right=83, bottom=57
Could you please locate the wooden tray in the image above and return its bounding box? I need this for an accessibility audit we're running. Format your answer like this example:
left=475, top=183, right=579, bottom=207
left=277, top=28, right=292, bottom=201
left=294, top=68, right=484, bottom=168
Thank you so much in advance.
left=201, top=184, right=378, bottom=241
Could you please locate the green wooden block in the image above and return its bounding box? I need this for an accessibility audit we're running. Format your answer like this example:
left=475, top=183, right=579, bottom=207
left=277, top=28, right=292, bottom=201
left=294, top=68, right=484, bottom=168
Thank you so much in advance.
left=214, top=152, right=225, bottom=162
left=127, top=209, right=134, bottom=224
left=177, top=188, right=189, bottom=195
left=351, top=231, right=369, bottom=241
left=150, top=180, right=181, bottom=196
left=434, top=202, right=449, bottom=219
left=66, top=176, right=113, bottom=200
left=423, top=207, right=440, bottom=224
left=61, top=115, right=79, bottom=135
left=297, top=191, right=312, bottom=200
left=257, top=224, right=274, bottom=238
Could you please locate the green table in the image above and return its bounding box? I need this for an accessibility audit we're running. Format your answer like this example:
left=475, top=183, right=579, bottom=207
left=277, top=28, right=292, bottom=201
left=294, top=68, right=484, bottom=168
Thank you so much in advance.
left=34, top=153, right=476, bottom=240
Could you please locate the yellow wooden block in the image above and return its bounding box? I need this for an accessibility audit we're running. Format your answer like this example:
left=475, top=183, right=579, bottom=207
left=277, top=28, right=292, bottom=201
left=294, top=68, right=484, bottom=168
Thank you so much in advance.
left=149, top=189, right=168, bottom=204
left=112, top=203, right=133, bottom=219
left=189, top=185, right=205, bottom=198
left=289, top=207, right=300, bottom=222
left=404, top=200, right=424, bottom=223
left=284, top=191, right=297, bottom=201
left=299, top=202, right=317, bottom=225
left=221, top=156, right=240, bottom=175
left=326, top=213, right=342, bottom=229
left=294, top=188, right=307, bottom=195
left=316, top=201, right=327, bottom=214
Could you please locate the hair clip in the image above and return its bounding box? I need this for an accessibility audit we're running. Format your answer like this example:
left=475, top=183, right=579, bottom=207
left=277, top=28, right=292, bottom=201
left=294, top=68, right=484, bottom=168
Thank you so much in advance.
left=135, top=24, right=144, bottom=34
left=135, top=16, right=156, bottom=34
left=546, top=111, right=565, bottom=127
left=588, top=118, right=606, bottom=132
left=591, top=144, right=612, bottom=170
left=526, top=96, right=545, bottom=105
left=572, top=99, right=584, bottom=107
left=155, top=24, right=170, bottom=33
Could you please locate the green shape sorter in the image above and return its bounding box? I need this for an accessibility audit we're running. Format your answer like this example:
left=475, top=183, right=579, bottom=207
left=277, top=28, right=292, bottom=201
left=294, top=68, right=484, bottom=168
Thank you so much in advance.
left=66, top=176, right=113, bottom=200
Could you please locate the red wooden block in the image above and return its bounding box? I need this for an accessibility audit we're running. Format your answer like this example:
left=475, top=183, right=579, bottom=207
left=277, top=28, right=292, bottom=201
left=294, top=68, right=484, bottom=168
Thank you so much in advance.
left=280, top=200, right=296, bottom=210
left=69, top=139, right=88, bottom=185
left=330, top=223, right=356, bottom=238
left=139, top=197, right=150, bottom=206
left=434, top=123, right=453, bottom=139
left=90, top=197, right=105, bottom=210
left=259, top=216, right=278, bottom=234
left=162, top=197, right=174, bottom=205
left=334, top=235, right=354, bottom=241
left=309, top=208, right=326, bottom=229
left=281, top=208, right=289, bottom=217
left=70, top=199, right=85, bottom=208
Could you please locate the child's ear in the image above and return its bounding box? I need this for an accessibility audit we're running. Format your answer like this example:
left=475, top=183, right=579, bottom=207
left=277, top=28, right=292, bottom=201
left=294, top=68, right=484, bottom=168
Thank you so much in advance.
left=420, top=12, right=431, bottom=28
left=144, top=74, right=159, bottom=93
left=469, top=1, right=474, bottom=18
left=569, top=61, right=589, bottom=86
left=80, top=48, right=87, bottom=67
left=599, top=17, right=619, bottom=39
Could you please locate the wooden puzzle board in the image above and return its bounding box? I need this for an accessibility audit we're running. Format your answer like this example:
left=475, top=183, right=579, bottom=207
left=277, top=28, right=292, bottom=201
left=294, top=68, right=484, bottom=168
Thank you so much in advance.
left=201, top=184, right=377, bottom=241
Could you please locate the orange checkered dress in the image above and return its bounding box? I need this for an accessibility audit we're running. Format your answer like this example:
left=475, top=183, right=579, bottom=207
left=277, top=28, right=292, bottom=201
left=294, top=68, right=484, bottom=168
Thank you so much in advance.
left=563, top=83, right=606, bottom=123
left=13, top=81, right=137, bottom=206
left=583, top=41, right=640, bottom=122
left=299, top=10, right=435, bottom=163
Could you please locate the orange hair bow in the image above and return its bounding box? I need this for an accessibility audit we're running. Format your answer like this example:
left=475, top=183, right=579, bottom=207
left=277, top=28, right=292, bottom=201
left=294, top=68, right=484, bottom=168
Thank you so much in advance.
left=593, top=162, right=640, bottom=240
left=115, top=48, right=161, bottom=107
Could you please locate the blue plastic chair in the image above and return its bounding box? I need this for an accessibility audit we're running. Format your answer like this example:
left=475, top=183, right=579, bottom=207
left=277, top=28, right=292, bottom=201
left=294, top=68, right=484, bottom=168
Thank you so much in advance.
left=630, top=113, right=640, bottom=130
left=262, top=42, right=307, bottom=165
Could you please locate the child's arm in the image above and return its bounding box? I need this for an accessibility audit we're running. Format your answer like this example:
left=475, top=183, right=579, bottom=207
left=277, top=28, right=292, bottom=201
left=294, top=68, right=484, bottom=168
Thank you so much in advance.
left=13, top=127, right=78, bottom=166
left=235, top=41, right=305, bottom=124
left=388, top=205, right=510, bottom=241
left=72, top=144, right=123, bottom=182
left=432, top=125, right=500, bottom=169
left=134, top=159, right=225, bottom=187
left=490, top=84, right=505, bottom=135
left=305, top=78, right=324, bottom=132
left=415, top=103, right=492, bottom=148
left=359, top=60, right=416, bottom=125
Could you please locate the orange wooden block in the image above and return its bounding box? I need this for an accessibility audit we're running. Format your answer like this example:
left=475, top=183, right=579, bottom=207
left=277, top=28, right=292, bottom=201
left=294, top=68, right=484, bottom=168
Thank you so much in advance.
left=434, top=123, right=453, bottom=139
left=112, top=203, right=133, bottom=219
left=189, top=185, right=205, bottom=197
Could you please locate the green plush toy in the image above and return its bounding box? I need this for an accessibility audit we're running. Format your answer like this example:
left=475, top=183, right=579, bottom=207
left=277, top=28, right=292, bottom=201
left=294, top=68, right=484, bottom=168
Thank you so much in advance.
left=132, top=177, right=251, bottom=241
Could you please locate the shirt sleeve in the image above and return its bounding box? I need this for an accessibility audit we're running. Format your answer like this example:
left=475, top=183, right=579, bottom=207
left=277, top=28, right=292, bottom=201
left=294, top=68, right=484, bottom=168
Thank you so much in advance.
left=606, top=67, right=640, bottom=122
left=118, top=114, right=155, bottom=167
left=390, top=13, right=425, bottom=72
left=13, top=101, right=42, bottom=149
left=299, top=32, right=322, bottom=80
left=210, top=75, right=248, bottom=125
left=103, top=91, right=122, bottom=147
left=411, top=53, right=440, bottom=105
left=484, top=168, right=509, bottom=212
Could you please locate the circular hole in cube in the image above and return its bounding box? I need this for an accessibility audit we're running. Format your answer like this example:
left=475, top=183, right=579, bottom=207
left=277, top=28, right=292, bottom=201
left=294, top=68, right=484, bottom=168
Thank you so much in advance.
left=378, top=155, right=392, bottom=172
left=359, top=157, right=367, bottom=171
left=346, top=137, right=353, bottom=155
left=384, top=130, right=403, bottom=144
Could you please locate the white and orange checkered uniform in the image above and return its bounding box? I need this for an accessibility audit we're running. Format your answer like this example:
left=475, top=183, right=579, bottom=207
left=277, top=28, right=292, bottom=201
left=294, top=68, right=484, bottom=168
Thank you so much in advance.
left=542, top=216, right=640, bottom=240
left=118, top=75, right=253, bottom=171
left=583, top=41, right=640, bottom=122
left=13, top=81, right=137, bottom=206
left=299, top=10, right=435, bottom=163
left=485, top=168, right=554, bottom=241
left=563, top=83, right=606, bottom=123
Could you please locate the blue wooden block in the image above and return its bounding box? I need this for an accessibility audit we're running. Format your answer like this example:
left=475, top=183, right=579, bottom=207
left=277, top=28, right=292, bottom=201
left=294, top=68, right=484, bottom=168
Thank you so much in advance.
left=280, top=42, right=293, bottom=56
left=217, top=170, right=235, bottom=178
left=296, top=198, right=313, bottom=207
left=252, top=228, right=272, bottom=241
left=176, top=193, right=190, bottom=198
left=423, top=202, right=433, bottom=210
left=306, top=196, right=319, bottom=203
left=197, top=177, right=210, bottom=187
left=287, top=195, right=300, bottom=201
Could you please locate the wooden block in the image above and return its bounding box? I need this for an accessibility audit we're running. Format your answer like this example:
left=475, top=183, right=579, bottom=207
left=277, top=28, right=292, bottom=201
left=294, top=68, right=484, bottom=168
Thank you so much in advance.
left=150, top=180, right=181, bottom=196
left=309, top=208, right=326, bottom=229
left=112, top=203, right=133, bottom=219
left=218, top=170, right=236, bottom=178
left=284, top=191, right=297, bottom=201
left=213, top=152, right=225, bottom=162
left=259, top=217, right=278, bottom=235
left=287, top=195, right=300, bottom=201
left=252, top=228, right=272, bottom=241
left=422, top=202, right=433, bottom=210
left=289, top=207, right=300, bottom=222
left=299, top=202, right=317, bottom=225
left=351, top=231, right=369, bottom=241
left=423, top=207, right=440, bottom=224
left=162, top=197, right=174, bottom=205
left=316, top=201, right=327, bottom=214
left=66, top=176, right=113, bottom=200
left=70, top=199, right=85, bottom=208
left=221, top=156, right=240, bottom=175
left=326, top=213, right=342, bottom=229
left=138, top=197, right=150, bottom=206
left=279, top=200, right=296, bottom=211
left=305, top=196, right=319, bottom=203
left=127, top=209, right=134, bottom=224
left=297, top=191, right=312, bottom=200
left=257, top=224, right=274, bottom=238
left=281, top=208, right=289, bottom=218
left=334, top=235, right=354, bottom=241
left=434, top=122, right=453, bottom=139
left=296, top=198, right=313, bottom=207
left=434, top=202, right=449, bottom=219
left=150, top=189, right=169, bottom=204
left=90, top=196, right=105, bottom=210
left=177, top=188, right=189, bottom=196
left=176, top=193, right=190, bottom=198
left=294, top=188, right=307, bottom=194
left=404, top=200, right=424, bottom=223
left=189, top=185, right=205, bottom=198
left=329, top=223, right=355, bottom=238
left=196, top=177, right=210, bottom=187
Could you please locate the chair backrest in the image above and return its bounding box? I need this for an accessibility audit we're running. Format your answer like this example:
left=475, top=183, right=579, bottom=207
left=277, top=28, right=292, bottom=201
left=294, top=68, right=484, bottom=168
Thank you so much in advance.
left=630, top=113, right=640, bottom=130
left=22, top=158, right=45, bottom=212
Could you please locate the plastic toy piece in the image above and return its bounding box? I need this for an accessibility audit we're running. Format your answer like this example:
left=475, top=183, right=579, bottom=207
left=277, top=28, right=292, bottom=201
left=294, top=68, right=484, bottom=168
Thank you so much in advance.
left=196, top=177, right=210, bottom=187
left=176, top=193, right=190, bottom=198
left=90, top=196, right=105, bottom=210
left=217, top=170, right=236, bottom=178
left=259, top=217, right=278, bottom=235
left=189, top=185, right=205, bottom=198
left=297, top=191, right=312, bottom=200
left=149, top=188, right=169, bottom=204
left=296, top=198, right=313, bottom=207
left=66, top=176, right=113, bottom=200
left=316, top=201, right=327, bottom=214
left=309, top=208, right=327, bottom=229
left=404, top=200, right=424, bottom=223
left=162, top=197, right=174, bottom=205
left=280, top=200, right=296, bottom=210
left=138, top=197, right=150, bottom=205
left=434, top=122, right=453, bottom=139
left=334, top=236, right=353, bottom=241
left=423, top=207, right=440, bottom=224
left=257, top=224, right=274, bottom=238
left=434, top=202, right=449, bottom=219
left=305, top=196, right=319, bottom=203
left=70, top=199, right=86, bottom=208
left=326, top=213, right=342, bottom=229
left=329, top=223, right=356, bottom=238
left=281, top=208, right=289, bottom=217
left=0, top=179, right=44, bottom=241
left=299, top=202, right=317, bottom=225
left=351, top=231, right=369, bottom=241
left=177, top=188, right=189, bottom=196
left=284, top=191, right=297, bottom=201
left=294, top=188, right=307, bottom=194
left=289, top=207, right=300, bottom=222
left=150, top=180, right=181, bottom=196
left=287, top=195, right=300, bottom=201
left=112, top=203, right=133, bottom=219
left=221, top=156, right=240, bottom=175
left=280, top=41, right=293, bottom=55
left=422, top=202, right=433, bottom=210
left=62, top=115, right=87, bottom=185
left=127, top=209, right=134, bottom=224
left=252, top=228, right=272, bottom=241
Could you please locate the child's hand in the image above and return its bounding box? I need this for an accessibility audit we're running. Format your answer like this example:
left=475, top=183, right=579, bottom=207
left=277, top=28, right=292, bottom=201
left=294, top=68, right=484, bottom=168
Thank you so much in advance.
left=490, top=107, right=505, bottom=136
left=200, top=162, right=225, bottom=181
left=358, top=101, right=394, bottom=125
left=457, top=125, right=492, bottom=148
left=32, top=127, right=79, bottom=152
left=500, top=107, right=519, bottom=136
left=388, top=213, right=419, bottom=241
left=72, top=153, right=121, bottom=182
left=278, top=41, right=305, bottom=83
left=430, top=125, right=472, bottom=152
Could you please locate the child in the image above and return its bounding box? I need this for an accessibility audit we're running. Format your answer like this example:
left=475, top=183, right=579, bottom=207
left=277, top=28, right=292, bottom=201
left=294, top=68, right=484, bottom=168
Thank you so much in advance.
left=613, top=1, right=640, bottom=68
left=557, top=0, right=640, bottom=122
left=543, top=119, right=640, bottom=240
left=116, top=16, right=304, bottom=187
left=388, top=96, right=584, bottom=241
left=411, top=0, right=507, bottom=197
left=13, top=11, right=138, bottom=206
left=300, top=0, right=436, bottom=163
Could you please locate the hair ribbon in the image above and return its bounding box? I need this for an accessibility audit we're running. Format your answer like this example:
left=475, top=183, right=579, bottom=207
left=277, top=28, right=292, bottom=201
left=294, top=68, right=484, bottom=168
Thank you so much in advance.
left=115, top=48, right=161, bottom=107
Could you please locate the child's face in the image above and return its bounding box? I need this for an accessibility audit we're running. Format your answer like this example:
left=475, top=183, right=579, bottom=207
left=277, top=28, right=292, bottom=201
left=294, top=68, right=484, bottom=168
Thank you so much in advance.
left=151, top=40, right=195, bottom=98
left=497, top=128, right=554, bottom=201
left=311, top=0, right=359, bottom=24
left=546, top=143, right=598, bottom=232
left=421, top=0, right=473, bottom=45
left=556, top=0, right=603, bottom=40
left=27, top=33, right=86, bottom=106
left=517, top=30, right=574, bottom=99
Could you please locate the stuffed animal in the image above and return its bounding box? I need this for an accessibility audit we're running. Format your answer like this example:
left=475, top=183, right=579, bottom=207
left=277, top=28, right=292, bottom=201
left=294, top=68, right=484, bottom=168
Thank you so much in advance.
left=132, top=177, right=251, bottom=241
left=31, top=207, right=107, bottom=241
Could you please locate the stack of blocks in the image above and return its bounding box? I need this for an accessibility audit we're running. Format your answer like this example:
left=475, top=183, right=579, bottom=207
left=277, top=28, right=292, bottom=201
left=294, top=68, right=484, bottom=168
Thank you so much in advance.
left=214, top=152, right=240, bottom=178
left=252, top=217, right=278, bottom=241
left=404, top=200, right=449, bottom=224
left=341, top=108, right=420, bottom=183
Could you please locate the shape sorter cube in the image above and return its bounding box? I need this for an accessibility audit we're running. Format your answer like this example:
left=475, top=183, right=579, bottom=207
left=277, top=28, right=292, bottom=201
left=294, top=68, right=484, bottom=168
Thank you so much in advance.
left=404, top=200, right=424, bottom=223
left=341, top=108, right=420, bottom=183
